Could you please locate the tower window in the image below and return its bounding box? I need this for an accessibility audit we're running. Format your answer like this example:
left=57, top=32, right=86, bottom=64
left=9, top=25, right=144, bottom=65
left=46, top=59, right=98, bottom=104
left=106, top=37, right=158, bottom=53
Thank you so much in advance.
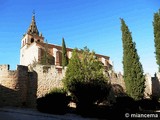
left=23, top=41, right=24, bottom=46
left=37, top=39, right=40, bottom=42
left=31, top=38, right=34, bottom=43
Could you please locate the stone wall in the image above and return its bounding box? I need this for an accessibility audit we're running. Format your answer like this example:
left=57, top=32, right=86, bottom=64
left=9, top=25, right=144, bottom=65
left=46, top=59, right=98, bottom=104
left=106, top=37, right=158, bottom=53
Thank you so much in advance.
left=108, top=71, right=125, bottom=89
left=0, top=65, right=32, bottom=107
left=145, top=72, right=160, bottom=98
left=108, top=71, right=160, bottom=98
left=0, top=63, right=160, bottom=108
left=31, top=65, right=65, bottom=98
left=0, top=64, right=65, bottom=107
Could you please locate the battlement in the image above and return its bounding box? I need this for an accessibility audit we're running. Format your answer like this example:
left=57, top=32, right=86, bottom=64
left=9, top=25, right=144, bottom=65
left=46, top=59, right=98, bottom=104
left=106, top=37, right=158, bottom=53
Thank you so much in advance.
left=0, top=63, right=160, bottom=107
left=32, top=64, right=65, bottom=97
left=0, top=64, right=65, bottom=107
left=0, top=64, right=28, bottom=75
left=0, top=64, right=10, bottom=74
left=0, top=64, right=31, bottom=107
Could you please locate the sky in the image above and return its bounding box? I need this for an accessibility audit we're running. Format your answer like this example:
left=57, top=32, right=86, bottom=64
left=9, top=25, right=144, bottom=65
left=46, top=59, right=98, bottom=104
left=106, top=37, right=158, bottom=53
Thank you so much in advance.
left=0, top=0, right=160, bottom=76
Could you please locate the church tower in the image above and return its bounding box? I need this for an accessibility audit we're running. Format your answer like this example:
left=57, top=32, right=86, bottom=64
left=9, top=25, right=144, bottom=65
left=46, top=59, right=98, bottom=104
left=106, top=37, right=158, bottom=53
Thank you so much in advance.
left=20, top=13, right=44, bottom=66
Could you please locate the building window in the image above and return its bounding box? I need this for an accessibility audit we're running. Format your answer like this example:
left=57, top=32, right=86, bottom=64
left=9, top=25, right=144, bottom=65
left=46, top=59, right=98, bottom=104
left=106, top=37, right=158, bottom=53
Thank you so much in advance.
left=23, top=41, right=24, bottom=46
left=31, top=38, right=34, bottom=43
left=37, top=39, right=40, bottom=42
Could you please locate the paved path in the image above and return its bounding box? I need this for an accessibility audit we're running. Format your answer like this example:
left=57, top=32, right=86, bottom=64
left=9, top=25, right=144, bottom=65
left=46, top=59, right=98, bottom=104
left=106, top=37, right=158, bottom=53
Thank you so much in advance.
left=0, top=107, right=98, bottom=120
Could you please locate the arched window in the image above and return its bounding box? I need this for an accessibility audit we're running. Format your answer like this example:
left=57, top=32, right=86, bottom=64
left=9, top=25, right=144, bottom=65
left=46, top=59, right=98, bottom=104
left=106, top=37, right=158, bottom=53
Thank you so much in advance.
left=23, top=41, right=24, bottom=46
left=37, top=39, right=40, bottom=42
left=31, top=38, right=34, bottom=43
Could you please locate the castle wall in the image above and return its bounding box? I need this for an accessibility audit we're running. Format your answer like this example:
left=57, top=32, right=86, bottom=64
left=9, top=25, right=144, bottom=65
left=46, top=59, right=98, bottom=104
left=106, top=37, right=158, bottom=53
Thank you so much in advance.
left=143, top=72, right=160, bottom=98
left=32, top=65, right=65, bottom=98
left=151, top=72, right=160, bottom=97
left=0, top=64, right=65, bottom=107
left=1, top=63, right=160, bottom=108
left=108, top=71, right=160, bottom=98
left=144, top=73, right=152, bottom=97
left=108, top=71, right=125, bottom=89
left=26, top=71, right=38, bottom=108
left=0, top=65, right=30, bottom=107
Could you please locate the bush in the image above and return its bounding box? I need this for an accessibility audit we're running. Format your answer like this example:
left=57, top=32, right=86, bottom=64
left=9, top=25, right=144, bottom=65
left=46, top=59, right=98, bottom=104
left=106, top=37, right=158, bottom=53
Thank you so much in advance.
left=63, top=48, right=111, bottom=115
left=73, top=80, right=110, bottom=103
left=113, top=96, right=139, bottom=113
left=137, top=98, right=160, bottom=110
left=36, top=88, right=70, bottom=114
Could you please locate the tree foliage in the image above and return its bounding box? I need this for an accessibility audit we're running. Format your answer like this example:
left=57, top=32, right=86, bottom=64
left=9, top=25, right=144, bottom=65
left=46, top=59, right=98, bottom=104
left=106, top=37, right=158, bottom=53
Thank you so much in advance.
left=63, top=47, right=110, bottom=105
left=121, top=19, right=145, bottom=100
left=153, top=10, right=160, bottom=71
left=62, top=38, right=68, bottom=68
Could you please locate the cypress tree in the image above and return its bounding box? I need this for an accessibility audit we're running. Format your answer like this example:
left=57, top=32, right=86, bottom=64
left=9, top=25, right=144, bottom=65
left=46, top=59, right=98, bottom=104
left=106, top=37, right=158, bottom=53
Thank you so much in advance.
left=121, top=19, right=145, bottom=100
left=153, top=10, right=160, bottom=72
left=40, top=40, right=54, bottom=65
left=62, top=37, right=68, bottom=68
left=41, top=40, right=49, bottom=65
left=63, top=49, right=82, bottom=90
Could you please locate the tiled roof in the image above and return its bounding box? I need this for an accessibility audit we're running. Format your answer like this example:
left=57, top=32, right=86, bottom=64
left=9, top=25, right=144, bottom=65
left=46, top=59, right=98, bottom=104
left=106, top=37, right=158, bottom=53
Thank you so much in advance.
left=36, top=42, right=109, bottom=59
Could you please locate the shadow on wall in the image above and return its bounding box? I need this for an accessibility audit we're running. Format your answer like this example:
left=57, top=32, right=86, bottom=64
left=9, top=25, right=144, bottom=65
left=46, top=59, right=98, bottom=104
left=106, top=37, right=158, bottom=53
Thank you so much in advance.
left=0, top=65, right=38, bottom=108
left=152, top=73, right=160, bottom=98
left=27, top=71, right=38, bottom=108
left=0, top=85, right=20, bottom=107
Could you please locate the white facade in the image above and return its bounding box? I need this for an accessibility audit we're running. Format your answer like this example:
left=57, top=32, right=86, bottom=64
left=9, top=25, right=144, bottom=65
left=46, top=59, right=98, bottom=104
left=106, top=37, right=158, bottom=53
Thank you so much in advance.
left=53, top=48, right=58, bottom=65
left=20, top=42, right=39, bottom=66
left=68, top=51, right=72, bottom=59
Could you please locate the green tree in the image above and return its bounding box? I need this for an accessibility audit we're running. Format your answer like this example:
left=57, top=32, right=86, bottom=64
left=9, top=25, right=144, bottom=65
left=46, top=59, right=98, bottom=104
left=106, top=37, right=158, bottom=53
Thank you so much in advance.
left=63, top=47, right=110, bottom=110
left=153, top=10, right=160, bottom=72
left=62, top=38, right=68, bottom=68
left=121, top=19, right=145, bottom=100
left=63, top=48, right=82, bottom=89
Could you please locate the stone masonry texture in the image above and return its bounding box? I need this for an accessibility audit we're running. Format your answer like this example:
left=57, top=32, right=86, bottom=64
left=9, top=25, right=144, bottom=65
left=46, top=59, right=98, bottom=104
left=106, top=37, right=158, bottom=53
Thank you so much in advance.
left=0, top=64, right=160, bottom=108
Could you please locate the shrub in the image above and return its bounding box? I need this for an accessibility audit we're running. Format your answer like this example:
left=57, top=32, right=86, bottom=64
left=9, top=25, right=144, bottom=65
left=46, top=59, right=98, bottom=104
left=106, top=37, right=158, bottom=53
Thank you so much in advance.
left=113, top=96, right=139, bottom=113
left=36, top=88, right=70, bottom=114
left=137, top=98, right=160, bottom=110
left=63, top=47, right=111, bottom=114
left=72, top=80, right=110, bottom=110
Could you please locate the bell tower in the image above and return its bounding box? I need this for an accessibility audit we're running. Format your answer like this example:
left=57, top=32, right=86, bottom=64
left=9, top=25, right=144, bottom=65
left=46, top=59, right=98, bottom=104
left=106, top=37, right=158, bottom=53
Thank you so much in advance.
left=21, top=12, right=44, bottom=48
left=20, top=12, right=44, bottom=66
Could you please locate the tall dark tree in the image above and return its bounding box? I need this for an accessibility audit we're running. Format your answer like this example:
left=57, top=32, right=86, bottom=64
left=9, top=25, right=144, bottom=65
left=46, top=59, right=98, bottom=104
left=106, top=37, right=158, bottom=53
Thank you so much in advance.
left=153, top=10, right=160, bottom=72
left=62, top=38, right=68, bottom=68
left=40, top=40, right=49, bottom=65
left=40, top=40, right=54, bottom=65
left=121, top=19, right=145, bottom=100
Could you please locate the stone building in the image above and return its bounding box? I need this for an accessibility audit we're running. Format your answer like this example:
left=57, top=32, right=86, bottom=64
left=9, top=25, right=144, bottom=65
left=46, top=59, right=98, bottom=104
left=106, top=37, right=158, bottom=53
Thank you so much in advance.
left=0, top=13, right=160, bottom=108
left=0, top=13, right=114, bottom=107
left=20, top=13, right=113, bottom=70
